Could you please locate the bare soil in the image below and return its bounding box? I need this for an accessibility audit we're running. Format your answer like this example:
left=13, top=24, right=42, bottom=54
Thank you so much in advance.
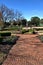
left=2, top=34, right=43, bottom=65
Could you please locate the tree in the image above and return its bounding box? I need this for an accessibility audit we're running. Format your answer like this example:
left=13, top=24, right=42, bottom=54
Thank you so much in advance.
left=40, top=19, right=43, bottom=26
left=14, top=10, right=24, bottom=26
left=0, top=4, right=14, bottom=22
left=12, top=20, right=17, bottom=26
left=0, top=12, right=4, bottom=30
left=21, top=19, right=27, bottom=26
left=31, top=16, right=40, bottom=26
left=14, top=10, right=23, bottom=21
left=40, top=19, right=43, bottom=24
left=17, top=21, right=22, bottom=26
left=28, top=21, right=32, bottom=27
left=4, top=22, right=10, bottom=27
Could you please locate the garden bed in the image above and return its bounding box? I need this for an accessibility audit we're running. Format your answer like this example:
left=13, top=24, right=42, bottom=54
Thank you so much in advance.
left=0, top=35, right=19, bottom=65
left=21, top=29, right=37, bottom=34
left=38, top=35, right=43, bottom=42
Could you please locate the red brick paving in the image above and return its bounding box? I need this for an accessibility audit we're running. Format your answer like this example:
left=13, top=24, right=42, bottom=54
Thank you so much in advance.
left=2, top=34, right=43, bottom=65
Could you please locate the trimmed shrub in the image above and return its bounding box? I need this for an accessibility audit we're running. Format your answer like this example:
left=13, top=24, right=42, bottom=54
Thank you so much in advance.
left=0, top=37, right=3, bottom=42
left=3, top=36, right=19, bottom=45
left=35, top=28, right=43, bottom=31
left=21, top=29, right=26, bottom=34
left=29, top=29, right=33, bottom=33
left=0, top=32, right=11, bottom=36
left=21, top=29, right=29, bottom=34
left=32, top=31, right=36, bottom=34
left=3, top=26, right=20, bottom=31
left=38, top=35, right=43, bottom=42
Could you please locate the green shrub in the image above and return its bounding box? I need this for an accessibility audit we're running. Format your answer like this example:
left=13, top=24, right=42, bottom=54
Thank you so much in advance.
left=21, top=29, right=29, bottom=34
left=21, top=28, right=37, bottom=34
left=32, top=30, right=36, bottom=34
left=3, top=26, right=20, bottom=31
left=38, top=35, right=43, bottom=42
left=21, top=29, right=26, bottom=34
left=21, top=29, right=34, bottom=34
left=36, top=28, right=43, bottom=31
left=29, top=29, right=33, bottom=33
left=0, top=32, right=11, bottom=36
left=3, top=36, right=19, bottom=45
left=0, top=37, right=3, bottom=42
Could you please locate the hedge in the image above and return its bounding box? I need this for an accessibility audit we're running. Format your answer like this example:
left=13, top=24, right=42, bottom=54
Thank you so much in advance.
left=0, top=32, right=11, bottom=36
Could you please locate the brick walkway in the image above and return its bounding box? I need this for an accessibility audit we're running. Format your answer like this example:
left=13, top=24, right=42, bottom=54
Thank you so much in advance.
left=2, top=34, right=43, bottom=65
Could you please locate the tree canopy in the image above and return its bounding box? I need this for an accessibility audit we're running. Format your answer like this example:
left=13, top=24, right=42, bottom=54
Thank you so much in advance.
left=31, top=16, right=40, bottom=26
left=0, top=4, right=14, bottom=22
left=0, top=4, right=43, bottom=27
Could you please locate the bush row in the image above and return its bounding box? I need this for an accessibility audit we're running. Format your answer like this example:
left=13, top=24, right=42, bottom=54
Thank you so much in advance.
left=0, top=32, right=11, bottom=36
left=21, top=29, right=29, bottom=34
left=0, top=36, right=19, bottom=44
left=3, top=26, right=20, bottom=31
left=21, top=29, right=37, bottom=34
left=38, top=35, right=43, bottom=42
left=35, top=28, right=43, bottom=31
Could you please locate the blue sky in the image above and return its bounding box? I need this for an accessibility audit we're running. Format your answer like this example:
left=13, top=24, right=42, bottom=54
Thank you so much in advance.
left=0, top=0, right=43, bottom=20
